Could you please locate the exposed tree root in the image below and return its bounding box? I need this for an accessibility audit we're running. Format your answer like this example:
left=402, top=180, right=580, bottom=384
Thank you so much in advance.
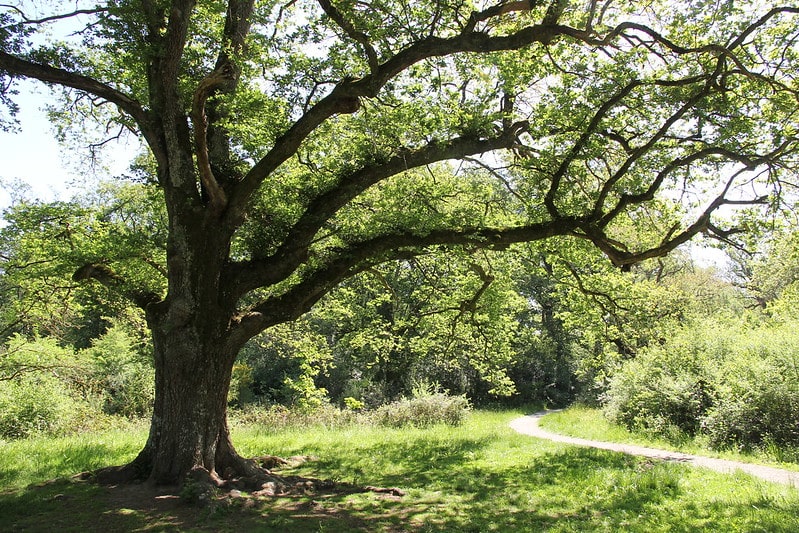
left=85, top=454, right=405, bottom=507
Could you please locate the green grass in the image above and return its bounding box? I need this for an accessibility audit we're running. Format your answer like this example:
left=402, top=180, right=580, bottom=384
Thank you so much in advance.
left=539, top=405, right=799, bottom=471
left=0, top=424, right=145, bottom=490
left=2, top=408, right=799, bottom=532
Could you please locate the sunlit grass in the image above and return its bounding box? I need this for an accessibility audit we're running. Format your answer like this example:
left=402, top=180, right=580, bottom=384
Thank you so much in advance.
left=1, top=408, right=798, bottom=532
left=0, top=422, right=145, bottom=489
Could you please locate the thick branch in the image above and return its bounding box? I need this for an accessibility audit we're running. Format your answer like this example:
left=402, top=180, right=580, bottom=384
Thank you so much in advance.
left=191, top=65, right=234, bottom=215
left=228, top=22, right=590, bottom=221
left=0, top=52, right=149, bottom=133
left=227, top=122, right=529, bottom=297
left=72, top=263, right=161, bottom=310
left=465, top=0, right=535, bottom=33
left=230, top=218, right=582, bottom=340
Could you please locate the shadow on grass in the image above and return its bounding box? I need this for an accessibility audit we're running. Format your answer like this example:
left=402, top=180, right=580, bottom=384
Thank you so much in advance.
left=3, top=430, right=799, bottom=532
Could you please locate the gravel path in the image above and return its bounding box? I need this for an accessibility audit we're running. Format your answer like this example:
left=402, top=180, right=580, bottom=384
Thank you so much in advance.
left=510, top=411, right=799, bottom=487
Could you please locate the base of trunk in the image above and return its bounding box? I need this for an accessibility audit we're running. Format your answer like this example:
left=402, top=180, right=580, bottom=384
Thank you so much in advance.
left=89, top=452, right=405, bottom=506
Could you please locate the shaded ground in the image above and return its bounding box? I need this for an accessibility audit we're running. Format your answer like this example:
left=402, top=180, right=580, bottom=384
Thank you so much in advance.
left=4, top=412, right=799, bottom=532
left=510, top=411, right=799, bottom=487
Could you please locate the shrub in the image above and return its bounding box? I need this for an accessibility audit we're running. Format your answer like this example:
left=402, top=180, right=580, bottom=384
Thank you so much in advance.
left=701, top=333, right=799, bottom=450
left=602, top=337, right=713, bottom=440
left=0, top=374, right=92, bottom=439
left=0, top=335, right=99, bottom=439
left=373, top=393, right=471, bottom=428
left=86, top=324, right=154, bottom=418
left=603, top=320, right=799, bottom=450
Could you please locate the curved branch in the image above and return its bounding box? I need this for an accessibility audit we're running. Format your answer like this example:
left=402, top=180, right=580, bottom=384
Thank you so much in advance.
left=230, top=217, right=582, bottom=340
left=72, top=262, right=162, bottom=310
left=462, top=0, right=536, bottom=33
left=583, top=183, right=770, bottom=270
left=590, top=83, right=713, bottom=220
left=0, top=5, right=108, bottom=27
left=191, top=65, right=234, bottom=215
left=0, top=51, right=148, bottom=131
left=228, top=22, right=592, bottom=221
left=606, top=8, right=799, bottom=58
left=227, top=121, right=530, bottom=297
left=191, top=0, right=255, bottom=215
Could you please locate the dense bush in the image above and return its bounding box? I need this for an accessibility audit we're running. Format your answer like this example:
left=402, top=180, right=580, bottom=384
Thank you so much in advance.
left=602, top=334, right=715, bottom=440
left=701, top=330, right=799, bottom=450
left=86, top=325, right=154, bottom=418
left=0, top=322, right=154, bottom=440
left=0, top=336, right=96, bottom=439
left=0, top=375, right=89, bottom=439
left=603, top=320, right=799, bottom=450
left=373, top=392, right=471, bottom=428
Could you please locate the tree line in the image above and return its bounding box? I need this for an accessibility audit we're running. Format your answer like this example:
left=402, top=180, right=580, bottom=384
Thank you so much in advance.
left=2, top=180, right=797, bottom=453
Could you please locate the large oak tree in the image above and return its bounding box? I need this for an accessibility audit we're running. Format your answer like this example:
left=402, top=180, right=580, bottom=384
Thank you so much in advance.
left=1, top=0, right=797, bottom=486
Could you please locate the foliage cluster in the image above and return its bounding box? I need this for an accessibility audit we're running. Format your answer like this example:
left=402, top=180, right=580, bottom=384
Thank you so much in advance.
left=0, top=319, right=152, bottom=440
left=604, top=318, right=799, bottom=451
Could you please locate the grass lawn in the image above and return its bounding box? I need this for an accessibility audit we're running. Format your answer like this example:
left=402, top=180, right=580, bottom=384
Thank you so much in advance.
left=1, top=408, right=798, bottom=532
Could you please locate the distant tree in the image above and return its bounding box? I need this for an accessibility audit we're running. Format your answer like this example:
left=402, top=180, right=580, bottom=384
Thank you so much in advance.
left=1, top=1, right=797, bottom=487
left=727, top=222, right=799, bottom=310
left=0, top=182, right=166, bottom=345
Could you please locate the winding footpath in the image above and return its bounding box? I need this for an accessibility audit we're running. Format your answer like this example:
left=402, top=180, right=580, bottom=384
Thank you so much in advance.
left=510, top=412, right=799, bottom=487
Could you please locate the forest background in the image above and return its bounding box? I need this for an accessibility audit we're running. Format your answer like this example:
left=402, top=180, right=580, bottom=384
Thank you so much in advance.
left=2, top=174, right=798, bottom=455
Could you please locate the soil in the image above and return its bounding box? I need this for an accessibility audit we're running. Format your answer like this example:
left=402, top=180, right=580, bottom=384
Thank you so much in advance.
left=510, top=411, right=799, bottom=487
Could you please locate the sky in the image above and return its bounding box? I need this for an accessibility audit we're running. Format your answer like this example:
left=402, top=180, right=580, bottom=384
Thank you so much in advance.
left=0, top=80, right=136, bottom=210
left=0, top=2, right=135, bottom=211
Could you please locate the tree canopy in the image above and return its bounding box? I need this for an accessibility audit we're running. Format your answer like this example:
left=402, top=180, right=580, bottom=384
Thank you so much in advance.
left=0, top=0, right=797, bottom=487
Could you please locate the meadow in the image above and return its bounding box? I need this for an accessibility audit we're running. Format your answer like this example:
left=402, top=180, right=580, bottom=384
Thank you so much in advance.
left=1, top=408, right=798, bottom=532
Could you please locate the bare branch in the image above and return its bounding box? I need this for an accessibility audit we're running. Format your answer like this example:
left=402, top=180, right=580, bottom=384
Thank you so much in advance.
left=0, top=5, right=108, bottom=27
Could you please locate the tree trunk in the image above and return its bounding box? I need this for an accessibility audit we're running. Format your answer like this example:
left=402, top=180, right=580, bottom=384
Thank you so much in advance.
left=112, top=207, right=265, bottom=487
left=139, top=324, right=236, bottom=484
